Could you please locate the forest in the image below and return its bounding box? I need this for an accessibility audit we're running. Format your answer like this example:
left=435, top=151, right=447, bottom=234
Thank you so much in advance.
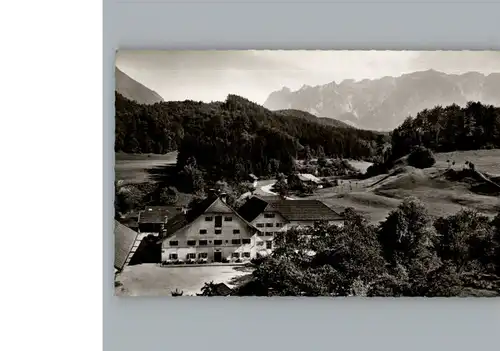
left=390, top=102, right=500, bottom=161
left=366, top=101, right=500, bottom=176
left=115, top=92, right=387, bottom=183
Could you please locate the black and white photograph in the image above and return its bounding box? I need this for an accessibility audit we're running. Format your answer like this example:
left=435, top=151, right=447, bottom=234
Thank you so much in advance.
left=114, top=50, right=500, bottom=297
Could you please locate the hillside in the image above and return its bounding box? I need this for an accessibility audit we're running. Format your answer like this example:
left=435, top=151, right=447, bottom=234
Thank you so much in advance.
left=115, top=67, right=164, bottom=105
left=264, top=70, right=500, bottom=131
left=115, top=93, right=388, bottom=185
left=310, top=149, right=500, bottom=224
left=274, top=109, right=354, bottom=129
left=389, top=101, right=500, bottom=159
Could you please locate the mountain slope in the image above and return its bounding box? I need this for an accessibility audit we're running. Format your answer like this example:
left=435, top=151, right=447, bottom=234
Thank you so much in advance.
left=115, top=93, right=388, bottom=181
left=274, top=109, right=354, bottom=129
left=115, top=67, right=164, bottom=105
left=264, top=70, right=500, bottom=131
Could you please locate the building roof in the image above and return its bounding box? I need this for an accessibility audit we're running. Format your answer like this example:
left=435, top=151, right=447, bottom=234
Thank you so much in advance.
left=138, top=206, right=179, bottom=224
left=237, top=196, right=270, bottom=222
left=159, top=195, right=258, bottom=242
left=238, top=196, right=343, bottom=222
left=297, top=173, right=322, bottom=183
left=114, top=220, right=139, bottom=270
left=267, top=199, right=343, bottom=221
left=213, top=283, right=233, bottom=296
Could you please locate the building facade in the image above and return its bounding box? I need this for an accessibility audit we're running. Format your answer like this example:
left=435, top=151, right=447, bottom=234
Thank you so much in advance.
left=161, top=194, right=260, bottom=263
left=237, top=196, right=344, bottom=254
left=160, top=194, right=344, bottom=264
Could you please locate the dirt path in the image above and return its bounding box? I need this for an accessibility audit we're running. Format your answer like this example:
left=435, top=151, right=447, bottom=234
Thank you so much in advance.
left=115, top=263, right=253, bottom=296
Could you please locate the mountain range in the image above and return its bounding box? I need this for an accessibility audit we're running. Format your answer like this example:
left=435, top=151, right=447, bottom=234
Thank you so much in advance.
left=115, top=67, right=164, bottom=105
left=263, top=70, right=500, bottom=131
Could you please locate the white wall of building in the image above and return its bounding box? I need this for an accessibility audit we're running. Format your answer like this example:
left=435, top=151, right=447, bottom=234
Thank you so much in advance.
left=162, top=201, right=259, bottom=262
left=161, top=198, right=344, bottom=263
left=249, top=210, right=288, bottom=252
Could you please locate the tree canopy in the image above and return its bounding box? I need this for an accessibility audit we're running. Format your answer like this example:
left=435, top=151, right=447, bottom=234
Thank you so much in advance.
left=226, top=199, right=500, bottom=297
left=115, top=92, right=387, bottom=181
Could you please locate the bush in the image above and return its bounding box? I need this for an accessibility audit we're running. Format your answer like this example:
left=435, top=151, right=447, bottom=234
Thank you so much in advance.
left=407, top=146, right=436, bottom=169
left=251, top=256, right=268, bottom=266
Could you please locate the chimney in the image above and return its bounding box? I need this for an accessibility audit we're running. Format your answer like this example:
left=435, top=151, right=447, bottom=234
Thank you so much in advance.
left=220, top=192, right=227, bottom=203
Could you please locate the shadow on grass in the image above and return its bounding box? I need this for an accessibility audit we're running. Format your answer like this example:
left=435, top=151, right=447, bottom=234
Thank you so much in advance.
left=146, top=164, right=178, bottom=183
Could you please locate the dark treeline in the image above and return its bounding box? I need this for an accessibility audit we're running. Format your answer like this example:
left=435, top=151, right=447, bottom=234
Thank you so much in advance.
left=366, top=101, right=500, bottom=176
left=390, top=101, right=500, bottom=161
left=223, top=198, right=500, bottom=297
left=115, top=92, right=387, bottom=181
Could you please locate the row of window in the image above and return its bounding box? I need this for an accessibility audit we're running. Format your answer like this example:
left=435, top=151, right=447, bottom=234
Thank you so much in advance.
left=199, top=229, right=241, bottom=235
left=205, top=216, right=232, bottom=222
left=256, top=223, right=283, bottom=228
left=169, top=238, right=251, bottom=246
left=257, top=232, right=278, bottom=237
left=168, top=252, right=251, bottom=260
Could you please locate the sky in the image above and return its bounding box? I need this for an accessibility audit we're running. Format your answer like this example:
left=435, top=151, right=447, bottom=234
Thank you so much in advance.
left=116, top=50, right=500, bottom=104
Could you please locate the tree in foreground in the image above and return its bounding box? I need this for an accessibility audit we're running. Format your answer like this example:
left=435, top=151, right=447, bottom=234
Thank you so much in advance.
left=212, top=197, right=500, bottom=297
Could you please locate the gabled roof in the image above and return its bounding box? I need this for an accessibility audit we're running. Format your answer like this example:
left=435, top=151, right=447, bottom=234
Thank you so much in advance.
left=237, top=196, right=270, bottom=222
left=160, top=195, right=258, bottom=242
left=238, top=196, right=343, bottom=222
left=267, top=199, right=343, bottom=221
left=114, top=220, right=139, bottom=270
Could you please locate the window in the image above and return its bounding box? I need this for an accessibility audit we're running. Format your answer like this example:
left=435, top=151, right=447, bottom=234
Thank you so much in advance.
left=266, top=232, right=274, bottom=237
left=169, top=253, right=178, bottom=260
left=205, top=216, right=213, bottom=221
left=214, top=240, right=223, bottom=245
left=257, top=241, right=264, bottom=246
left=257, top=232, right=265, bottom=236
left=215, top=229, right=222, bottom=235
left=242, top=238, right=251, bottom=244
left=233, top=229, right=240, bottom=234
left=215, top=216, right=222, bottom=227
left=276, top=223, right=283, bottom=227
left=264, top=213, right=275, bottom=218
left=187, top=253, right=196, bottom=259
left=232, top=252, right=240, bottom=258
left=265, top=223, right=273, bottom=228
left=256, top=223, right=264, bottom=228
left=169, top=241, right=178, bottom=246
left=198, top=252, right=208, bottom=259
left=199, top=229, right=207, bottom=234
left=187, top=240, right=196, bottom=246
left=266, top=241, right=273, bottom=249
left=199, top=240, right=208, bottom=246
left=224, top=216, right=232, bottom=222
left=242, top=252, right=251, bottom=258
left=231, top=239, right=241, bottom=245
